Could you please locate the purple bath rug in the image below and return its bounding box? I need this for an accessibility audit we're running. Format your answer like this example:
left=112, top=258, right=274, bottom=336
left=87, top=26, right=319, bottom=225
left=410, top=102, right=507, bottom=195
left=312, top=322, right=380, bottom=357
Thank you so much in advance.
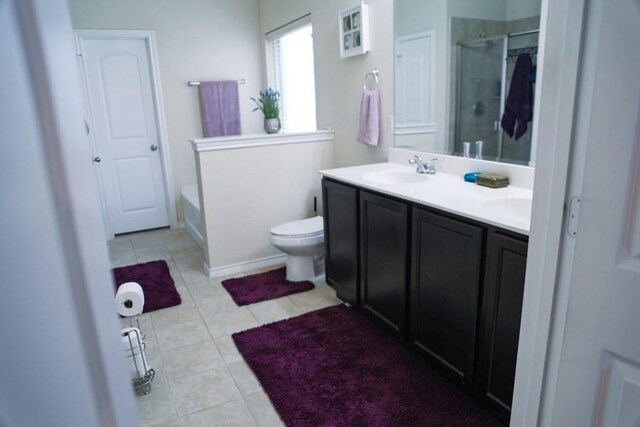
left=113, top=260, right=181, bottom=313
left=221, top=267, right=314, bottom=306
left=233, top=305, right=501, bottom=427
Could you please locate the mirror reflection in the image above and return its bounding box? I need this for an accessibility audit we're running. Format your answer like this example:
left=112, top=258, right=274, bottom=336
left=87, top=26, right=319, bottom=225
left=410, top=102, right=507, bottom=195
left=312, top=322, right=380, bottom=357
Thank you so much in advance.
left=395, top=0, right=542, bottom=165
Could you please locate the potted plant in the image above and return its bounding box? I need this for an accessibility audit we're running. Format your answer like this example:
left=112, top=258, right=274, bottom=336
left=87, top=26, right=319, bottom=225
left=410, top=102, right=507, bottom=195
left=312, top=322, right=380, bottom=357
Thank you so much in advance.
left=251, top=88, right=281, bottom=134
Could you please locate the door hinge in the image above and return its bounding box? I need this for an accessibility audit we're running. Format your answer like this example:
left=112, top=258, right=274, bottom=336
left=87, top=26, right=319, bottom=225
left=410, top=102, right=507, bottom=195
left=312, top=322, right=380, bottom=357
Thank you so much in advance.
left=566, top=196, right=581, bottom=238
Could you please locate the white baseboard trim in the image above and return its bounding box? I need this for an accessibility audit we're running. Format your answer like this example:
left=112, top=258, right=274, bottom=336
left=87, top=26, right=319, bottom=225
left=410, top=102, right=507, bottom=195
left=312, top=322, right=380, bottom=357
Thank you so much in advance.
left=204, top=254, right=287, bottom=278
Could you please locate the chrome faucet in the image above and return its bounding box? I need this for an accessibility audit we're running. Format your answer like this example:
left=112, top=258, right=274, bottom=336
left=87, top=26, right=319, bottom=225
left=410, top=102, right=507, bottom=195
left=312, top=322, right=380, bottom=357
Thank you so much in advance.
left=408, top=155, right=438, bottom=175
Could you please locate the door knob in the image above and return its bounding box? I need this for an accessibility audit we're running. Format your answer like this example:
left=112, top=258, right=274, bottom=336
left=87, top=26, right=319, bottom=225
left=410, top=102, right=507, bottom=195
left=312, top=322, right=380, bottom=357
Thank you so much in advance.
left=93, top=157, right=101, bottom=163
left=151, top=144, right=159, bottom=151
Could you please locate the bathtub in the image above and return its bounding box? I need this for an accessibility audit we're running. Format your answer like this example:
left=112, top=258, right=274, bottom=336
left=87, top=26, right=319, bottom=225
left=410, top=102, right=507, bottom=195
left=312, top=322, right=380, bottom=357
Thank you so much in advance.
left=181, top=185, right=204, bottom=248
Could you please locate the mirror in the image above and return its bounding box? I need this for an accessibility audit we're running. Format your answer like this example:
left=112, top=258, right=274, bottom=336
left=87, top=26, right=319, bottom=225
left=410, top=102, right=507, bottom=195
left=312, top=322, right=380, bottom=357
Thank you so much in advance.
left=394, top=0, right=542, bottom=165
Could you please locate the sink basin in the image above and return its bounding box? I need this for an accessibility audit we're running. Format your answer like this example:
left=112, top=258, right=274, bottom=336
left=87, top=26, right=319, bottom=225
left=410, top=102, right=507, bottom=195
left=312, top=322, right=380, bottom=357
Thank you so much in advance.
left=361, top=170, right=429, bottom=185
left=480, top=198, right=532, bottom=224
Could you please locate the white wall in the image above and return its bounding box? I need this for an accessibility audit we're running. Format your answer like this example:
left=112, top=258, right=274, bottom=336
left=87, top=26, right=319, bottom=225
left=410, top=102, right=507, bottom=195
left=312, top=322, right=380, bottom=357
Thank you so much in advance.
left=258, top=0, right=395, bottom=168
left=196, top=136, right=334, bottom=272
left=506, top=0, right=542, bottom=21
left=68, top=0, right=265, bottom=222
left=1, top=0, right=137, bottom=425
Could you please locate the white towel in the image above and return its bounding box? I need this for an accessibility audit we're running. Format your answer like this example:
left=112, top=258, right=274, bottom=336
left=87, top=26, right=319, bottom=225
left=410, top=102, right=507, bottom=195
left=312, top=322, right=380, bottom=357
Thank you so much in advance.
left=357, top=90, right=380, bottom=146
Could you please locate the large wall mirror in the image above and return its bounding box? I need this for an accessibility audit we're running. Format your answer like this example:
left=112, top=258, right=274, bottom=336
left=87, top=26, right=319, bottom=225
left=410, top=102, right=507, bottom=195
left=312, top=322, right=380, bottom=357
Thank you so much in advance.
left=395, top=0, right=542, bottom=166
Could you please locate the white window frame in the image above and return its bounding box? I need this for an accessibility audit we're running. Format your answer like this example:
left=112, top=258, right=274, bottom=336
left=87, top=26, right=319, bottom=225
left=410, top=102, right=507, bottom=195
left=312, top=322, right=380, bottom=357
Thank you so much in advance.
left=265, top=15, right=317, bottom=132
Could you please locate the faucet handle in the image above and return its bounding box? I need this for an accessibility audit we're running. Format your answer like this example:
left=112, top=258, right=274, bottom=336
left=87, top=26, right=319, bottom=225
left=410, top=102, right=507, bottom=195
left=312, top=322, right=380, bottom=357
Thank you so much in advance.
left=408, top=155, right=423, bottom=164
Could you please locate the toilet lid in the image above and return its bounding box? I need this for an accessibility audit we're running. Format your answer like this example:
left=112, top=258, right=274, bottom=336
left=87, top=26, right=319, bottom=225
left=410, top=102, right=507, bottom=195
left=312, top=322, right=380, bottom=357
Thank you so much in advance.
left=270, top=216, right=324, bottom=237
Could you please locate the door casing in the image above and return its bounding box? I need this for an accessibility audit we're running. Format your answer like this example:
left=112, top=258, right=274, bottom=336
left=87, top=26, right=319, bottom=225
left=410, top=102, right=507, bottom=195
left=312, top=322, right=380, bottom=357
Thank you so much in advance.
left=75, top=29, right=177, bottom=239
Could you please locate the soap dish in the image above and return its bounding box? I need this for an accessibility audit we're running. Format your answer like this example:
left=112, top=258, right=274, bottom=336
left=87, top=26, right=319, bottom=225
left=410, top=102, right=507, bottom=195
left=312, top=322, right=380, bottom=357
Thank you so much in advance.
left=476, top=173, right=510, bottom=188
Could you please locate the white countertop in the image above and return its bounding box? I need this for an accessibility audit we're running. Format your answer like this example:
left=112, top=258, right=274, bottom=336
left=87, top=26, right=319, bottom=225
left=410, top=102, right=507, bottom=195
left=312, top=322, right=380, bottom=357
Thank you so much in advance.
left=320, top=162, right=533, bottom=236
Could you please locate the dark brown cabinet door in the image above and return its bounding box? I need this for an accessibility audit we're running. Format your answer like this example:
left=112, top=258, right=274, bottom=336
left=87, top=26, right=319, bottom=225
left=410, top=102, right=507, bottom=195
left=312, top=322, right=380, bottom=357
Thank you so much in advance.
left=410, top=208, right=484, bottom=387
left=360, top=191, right=409, bottom=336
left=322, top=179, right=359, bottom=305
left=477, top=231, right=528, bottom=423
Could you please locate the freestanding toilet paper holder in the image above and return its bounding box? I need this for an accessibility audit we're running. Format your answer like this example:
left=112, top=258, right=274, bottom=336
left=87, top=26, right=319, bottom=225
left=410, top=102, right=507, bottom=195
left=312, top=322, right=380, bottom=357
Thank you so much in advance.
left=123, top=316, right=155, bottom=395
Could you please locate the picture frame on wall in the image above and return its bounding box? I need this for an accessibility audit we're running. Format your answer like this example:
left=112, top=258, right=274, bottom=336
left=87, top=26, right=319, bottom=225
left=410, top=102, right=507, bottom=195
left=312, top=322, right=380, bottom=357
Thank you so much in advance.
left=339, top=2, right=370, bottom=58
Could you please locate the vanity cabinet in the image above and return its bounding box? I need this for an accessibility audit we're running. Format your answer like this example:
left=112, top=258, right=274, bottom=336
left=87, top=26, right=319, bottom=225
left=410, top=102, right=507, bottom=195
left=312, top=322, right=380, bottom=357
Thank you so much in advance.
left=359, top=191, right=409, bottom=336
left=321, top=177, right=528, bottom=421
left=410, top=208, right=484, bottom=387
left=476, top=231, right=528, bottom=423
left=322, top=179, right=360, bottom=305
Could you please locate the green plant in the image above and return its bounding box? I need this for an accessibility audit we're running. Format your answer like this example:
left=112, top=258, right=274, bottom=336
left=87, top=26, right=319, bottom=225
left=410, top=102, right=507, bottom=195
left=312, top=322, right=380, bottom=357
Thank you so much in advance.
left=251, top=88, right=280, bottom=119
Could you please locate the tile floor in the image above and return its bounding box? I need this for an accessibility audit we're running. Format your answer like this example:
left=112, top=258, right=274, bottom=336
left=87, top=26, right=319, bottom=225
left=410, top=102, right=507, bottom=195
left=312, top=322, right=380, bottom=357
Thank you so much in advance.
left=110, top=227, right=343, bottom=427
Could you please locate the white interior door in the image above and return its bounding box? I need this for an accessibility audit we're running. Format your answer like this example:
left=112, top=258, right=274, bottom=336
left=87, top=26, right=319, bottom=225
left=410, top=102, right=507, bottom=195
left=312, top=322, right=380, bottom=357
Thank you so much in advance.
left=80, top=35, right=169, bottom=235
left=548, top=0, right=640, bottom=424
left=395, top=32, right=433, bottom=125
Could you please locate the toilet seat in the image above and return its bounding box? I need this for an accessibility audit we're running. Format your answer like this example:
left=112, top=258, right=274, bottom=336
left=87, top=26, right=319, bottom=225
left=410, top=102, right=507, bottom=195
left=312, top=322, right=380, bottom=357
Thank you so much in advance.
left=270, top=216, right=323, bottom=238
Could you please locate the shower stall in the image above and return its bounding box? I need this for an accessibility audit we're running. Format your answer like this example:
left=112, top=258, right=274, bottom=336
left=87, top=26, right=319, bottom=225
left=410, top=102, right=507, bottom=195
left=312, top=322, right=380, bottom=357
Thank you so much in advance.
left=454, top=30, right=538, bottom=164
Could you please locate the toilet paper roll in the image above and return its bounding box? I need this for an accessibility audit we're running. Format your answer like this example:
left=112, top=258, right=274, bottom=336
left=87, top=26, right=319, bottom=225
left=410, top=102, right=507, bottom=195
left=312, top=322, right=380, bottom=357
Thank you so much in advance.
left=121, top=327, right=150, bottom=379
left=115, top=282, right=145, bottom=317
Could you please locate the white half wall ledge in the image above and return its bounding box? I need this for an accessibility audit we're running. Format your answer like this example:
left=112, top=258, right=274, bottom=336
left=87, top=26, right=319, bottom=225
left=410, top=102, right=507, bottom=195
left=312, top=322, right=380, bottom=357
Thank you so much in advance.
left=204, top=254, right=287, bottom=278
left=190, top=129, right=335, bottom=152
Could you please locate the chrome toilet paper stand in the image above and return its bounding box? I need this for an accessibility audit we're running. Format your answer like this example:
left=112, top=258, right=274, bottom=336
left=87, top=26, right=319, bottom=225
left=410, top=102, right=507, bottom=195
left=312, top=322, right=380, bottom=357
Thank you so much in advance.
left=124, top=317, right=155, bottom=395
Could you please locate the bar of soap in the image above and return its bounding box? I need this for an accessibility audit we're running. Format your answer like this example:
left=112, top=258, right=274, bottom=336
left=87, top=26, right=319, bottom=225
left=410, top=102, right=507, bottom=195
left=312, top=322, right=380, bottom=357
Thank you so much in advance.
left=476, top=173, right=510, bottom=188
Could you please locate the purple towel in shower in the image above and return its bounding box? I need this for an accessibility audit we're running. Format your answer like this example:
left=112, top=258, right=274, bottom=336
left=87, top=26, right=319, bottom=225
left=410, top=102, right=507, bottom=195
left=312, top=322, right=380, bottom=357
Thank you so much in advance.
left=357, top=90, right=380, bottom=146
left=198, top=81, right=241, bottom=137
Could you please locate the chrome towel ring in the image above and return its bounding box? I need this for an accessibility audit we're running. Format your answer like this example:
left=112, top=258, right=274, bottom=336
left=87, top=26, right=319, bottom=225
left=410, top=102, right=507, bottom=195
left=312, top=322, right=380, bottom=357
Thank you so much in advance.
left=363, top=69, right=379, bottom=91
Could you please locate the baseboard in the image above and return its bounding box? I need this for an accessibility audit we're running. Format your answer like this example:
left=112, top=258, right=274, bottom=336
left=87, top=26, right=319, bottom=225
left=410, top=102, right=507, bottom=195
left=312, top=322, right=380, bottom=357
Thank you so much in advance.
left=204, top=254, right=287, bottom=278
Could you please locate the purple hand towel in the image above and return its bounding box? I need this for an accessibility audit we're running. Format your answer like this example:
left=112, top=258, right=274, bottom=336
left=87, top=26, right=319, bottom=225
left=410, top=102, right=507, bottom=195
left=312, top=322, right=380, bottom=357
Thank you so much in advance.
left=357, top=90, right=380, bottom=146
left=198, top=81, right=241, bottom=137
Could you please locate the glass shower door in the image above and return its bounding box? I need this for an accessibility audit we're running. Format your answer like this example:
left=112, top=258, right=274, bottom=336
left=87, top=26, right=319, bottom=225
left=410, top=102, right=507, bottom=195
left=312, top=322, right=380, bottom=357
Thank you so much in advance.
left=454, top=36, right=507, bottom=160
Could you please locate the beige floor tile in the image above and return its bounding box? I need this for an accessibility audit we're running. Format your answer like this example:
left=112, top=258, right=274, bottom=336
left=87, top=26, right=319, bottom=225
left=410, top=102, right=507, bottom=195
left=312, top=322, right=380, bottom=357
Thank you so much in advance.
left=149, top=418, right=181, bottom=427
left=191, top=285, right=237, bottom=314
left=135, top=244, right=173, bottom=264
left=244, top=391, right=284, bottom=427
left=202, top=308, right=259, bottom=339
left=175, top=286, right=193, bottom=305
left=155, top=319, right=211, bottom=352
left=179, top=398, right=257, bottom=427
left=131, top=232, right=166, bottom=250
left=111, top=253, right=138, bottom=268
left=177, top=259, right=209, bottom=286
left=171, top=246, right=204, bottom=262
left=247, top=298, right=303, bottom=325
left=288, top=282, right=342, bottom=314
left=214, top=335, right=244, bottom=365
left=164, top=232, right=196, bottom=251
left=110, top=244, right=135, bottom=261
left=144, top=350, right=168, bottom=385
left=171, top=367, right=242, bottom=417
left=135, top=379, right=177, bottom=427
left=227, top=360, right=261, bottom=396
left=151, top=303, right=200, bottom=330
left=162, top=340, right=225, bottom=381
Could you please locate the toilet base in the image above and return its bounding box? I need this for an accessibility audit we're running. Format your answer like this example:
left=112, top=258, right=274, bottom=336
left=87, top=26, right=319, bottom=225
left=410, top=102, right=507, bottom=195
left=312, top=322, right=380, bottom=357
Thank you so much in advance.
left=286, top=255, right=316, bottom=282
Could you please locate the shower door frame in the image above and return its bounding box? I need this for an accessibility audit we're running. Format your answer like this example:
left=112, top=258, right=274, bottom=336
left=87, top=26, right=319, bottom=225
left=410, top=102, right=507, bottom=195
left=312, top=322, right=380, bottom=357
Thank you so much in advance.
left=454, top=35, right=508, bottom=159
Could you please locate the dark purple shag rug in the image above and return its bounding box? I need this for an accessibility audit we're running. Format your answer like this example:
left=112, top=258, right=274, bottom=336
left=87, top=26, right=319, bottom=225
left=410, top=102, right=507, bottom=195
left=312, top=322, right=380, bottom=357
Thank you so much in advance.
left=113, top=260, right=181, bottom=313
left=221, top=267, right=314, bottom=306
left=233, top=305, right=501, bottom=427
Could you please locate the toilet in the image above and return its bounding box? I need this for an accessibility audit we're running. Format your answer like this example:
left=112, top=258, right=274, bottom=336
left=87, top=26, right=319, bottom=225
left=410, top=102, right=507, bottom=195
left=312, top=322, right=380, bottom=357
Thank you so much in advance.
left=269, top=216, right=324, bottom=282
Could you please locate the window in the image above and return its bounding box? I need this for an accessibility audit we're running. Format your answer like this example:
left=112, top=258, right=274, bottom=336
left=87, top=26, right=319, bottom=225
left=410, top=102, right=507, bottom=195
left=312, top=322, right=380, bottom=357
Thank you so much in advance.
left=266, top=16, right=317, bottom=132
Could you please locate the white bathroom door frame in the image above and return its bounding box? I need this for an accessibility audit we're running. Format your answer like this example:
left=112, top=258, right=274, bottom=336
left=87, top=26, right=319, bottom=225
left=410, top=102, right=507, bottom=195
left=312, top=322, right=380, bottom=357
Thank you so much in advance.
left=75, top=29, right=177, bottom=239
